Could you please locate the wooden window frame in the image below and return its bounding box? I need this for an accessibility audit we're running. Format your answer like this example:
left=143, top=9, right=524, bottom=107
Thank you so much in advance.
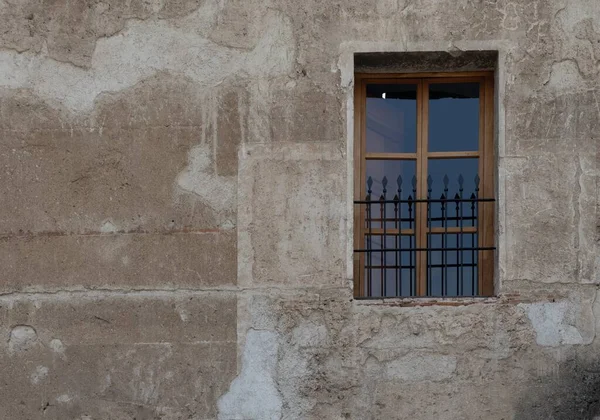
left=353, top=71, right=495, bottom=298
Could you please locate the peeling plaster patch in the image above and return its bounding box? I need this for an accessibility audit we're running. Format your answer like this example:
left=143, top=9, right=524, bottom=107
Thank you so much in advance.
left=175, top=304, right=190, bottom=322
left=49, top=338, right=66, bottom=355
left=0, top=3, right=294, bottom=113
left=546, top=60, right=584, bottom=91
left=31, top=366, right=49, bottom=384
left=521, top=301, right=586, bottom=347
left=557, top=2, right=600, bottom=37
left=219, top=219, right=236, bottom=230
left=100, top=220, right=118, bottom=233
left=384, top=354, right=457, bottom=382
left=500, top=2, right=520, bottom=31
left=177, top=144, right=235, bottom=213
left=99, top=374, right=112, bottom=393
left=291, top=321, right=328, bottom=347
left=56, top=394, right=73, bottom=404
left=8, top=325, right=38, bottom=354
left=217, top=329, right=282, bottom=420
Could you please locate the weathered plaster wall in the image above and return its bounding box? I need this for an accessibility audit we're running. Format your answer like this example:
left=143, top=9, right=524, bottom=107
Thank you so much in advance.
left=0, top=0, right=599, bottom=419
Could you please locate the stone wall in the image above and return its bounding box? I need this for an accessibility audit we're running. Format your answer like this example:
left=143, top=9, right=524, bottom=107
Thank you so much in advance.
left=0, top=0, right=599, bottom=419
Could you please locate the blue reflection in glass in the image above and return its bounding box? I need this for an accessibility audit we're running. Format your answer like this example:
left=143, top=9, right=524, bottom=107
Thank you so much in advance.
left=366, top=84, right=417, bottom=153
left=429, top=83, right=479, bottom=152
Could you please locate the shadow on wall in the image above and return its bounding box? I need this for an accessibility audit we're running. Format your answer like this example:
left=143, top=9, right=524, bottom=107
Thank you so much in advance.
left=514, top=357, right=600, bottom=420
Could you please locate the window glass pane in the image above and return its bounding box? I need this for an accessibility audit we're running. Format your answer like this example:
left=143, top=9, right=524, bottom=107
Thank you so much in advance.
left=428, top=82, right=479, bottom=152
left=427, top=233, right=479, bottom=296
left=366, top=160, right=416, bottom=230
left=366, top=84, right=417, bottom=153
left=364, top=235, right=416, bottom=297
left=427, top=158, right=479, bottom=228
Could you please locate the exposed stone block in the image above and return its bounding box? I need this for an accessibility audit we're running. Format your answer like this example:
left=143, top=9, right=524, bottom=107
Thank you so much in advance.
left=0, top=231, right=236, bottom=291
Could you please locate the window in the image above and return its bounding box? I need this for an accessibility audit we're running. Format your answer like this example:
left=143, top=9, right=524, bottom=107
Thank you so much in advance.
left=353, top=72, right=495, bottom=298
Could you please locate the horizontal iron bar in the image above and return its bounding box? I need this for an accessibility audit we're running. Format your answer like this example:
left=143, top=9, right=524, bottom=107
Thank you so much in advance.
left=366, top=217, right=417, bottom=222
left=354, top=295, right=482, bottom=300
left=427, top=263, right=478, bottom=268
left=364, top=229, right=478, bottom=235
left=365, top=264, right=477, bottom=269
left=428, top=217, right=476, bottom=221
left=365, top=265, right=417, bottom=270
left=355, top=198, right=495, bottom=204
left=355, top=247, right=496, bottom=252
left=367, top=216, right=476, bottom=222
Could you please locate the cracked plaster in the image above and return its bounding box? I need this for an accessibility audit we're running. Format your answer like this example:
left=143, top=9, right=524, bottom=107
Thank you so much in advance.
left=0, top=1, right=294, bottom=113
left=1, top=0, right=600, bottom=418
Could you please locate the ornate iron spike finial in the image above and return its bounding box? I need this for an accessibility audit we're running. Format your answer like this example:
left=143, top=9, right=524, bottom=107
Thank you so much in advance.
left=397, top=175, right=403, bottom=200
left=411, top=175, right=417, bottom=191
left=440, top=193, right=446, bottom=210
left=443, top=174, right=449, bottom=188
left=470, top=192, right=476, bottom=209
left=427, top=175, right=433, bottom=198
left=366, top=176, right=373, bottom=201
left=458, top=174, right=464, bottom=188
left=382, top=176, right=388, bottom=195
left=474, top=174, right=480, bottom=188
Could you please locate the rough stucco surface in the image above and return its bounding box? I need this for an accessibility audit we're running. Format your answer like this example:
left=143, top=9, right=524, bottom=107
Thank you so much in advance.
left=0, top=0, right=599, bottom=419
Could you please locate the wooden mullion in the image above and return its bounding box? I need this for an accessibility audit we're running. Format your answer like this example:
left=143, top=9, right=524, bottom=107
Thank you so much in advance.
left=354, top=78, right=365, bottom=297
left=428, top=151, right=480, bottom=159
left=416, top=80, right=429, bottom=296
left=365, top=153, right=417, bottom=160
left=477, top=79, right=485, bottom=296
left=481, top=74, right=495, bottom=296
left=359, top=78, right=368, bottom=297
left=366, top=228, right=416, bottom=236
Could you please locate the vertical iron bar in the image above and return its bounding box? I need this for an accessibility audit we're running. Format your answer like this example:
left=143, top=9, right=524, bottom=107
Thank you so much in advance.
left=426, top=175, right=432, bottom=296
left=394, top=196, right=399, bottom=297
left=379, top=196, right=384, bottom=297
left=442, top=175, right=449, bottom=297
left=381, top=176, right=387, bottom=297
left=408, top=196, right=413, bottom=296
left=440, top=196, right=445, bottom=296
left=367, top=177, right=373, bottom=297
left=455, top=192, right=460, bottom=296
left=408, top=175, right=418, bottom=296
left=475, top=175, right=480, bottom=296
left=396, top=175, right=402, bottom=297
left=471, top=192, right=476, bottom=296
left=458, top=174, right=464, bottom=296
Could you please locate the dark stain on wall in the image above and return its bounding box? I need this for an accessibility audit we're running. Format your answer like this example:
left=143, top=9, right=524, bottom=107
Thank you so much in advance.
left=514, top=357, right=600, bottom=420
